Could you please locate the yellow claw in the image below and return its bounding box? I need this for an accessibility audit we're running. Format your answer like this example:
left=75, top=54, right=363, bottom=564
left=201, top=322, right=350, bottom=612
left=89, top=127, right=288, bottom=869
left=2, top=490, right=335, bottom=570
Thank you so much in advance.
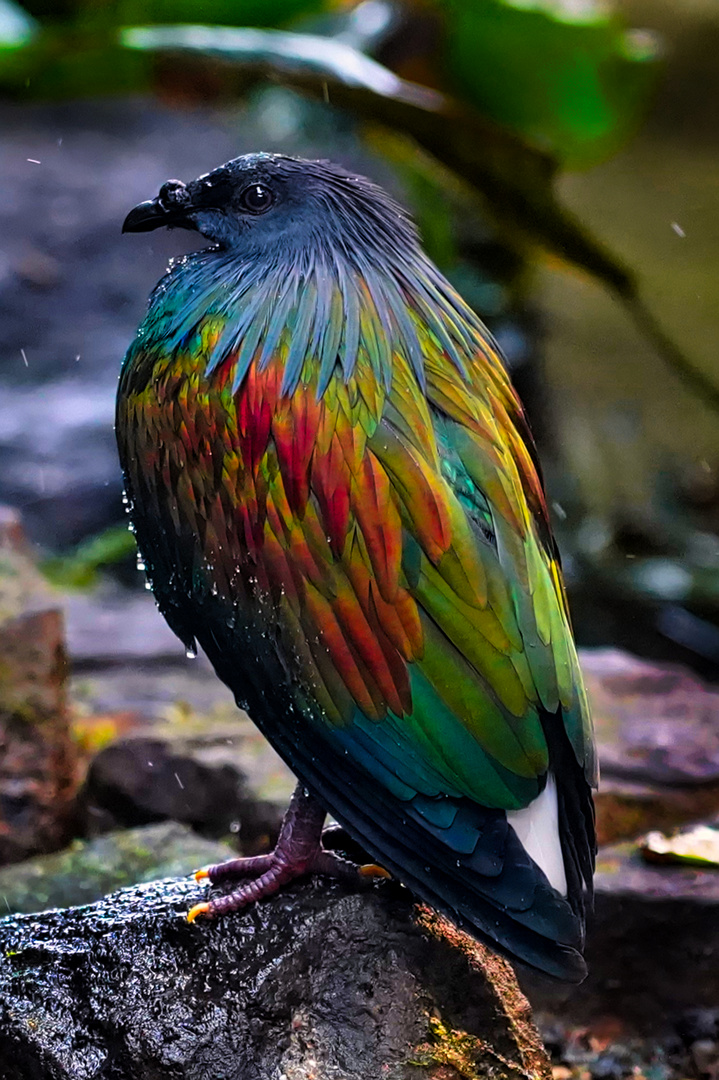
left=358, top=863, right=392, bottom=880
left=187, top=902, right=211, bottom=924
left=193, top=868, right=210, bottom=882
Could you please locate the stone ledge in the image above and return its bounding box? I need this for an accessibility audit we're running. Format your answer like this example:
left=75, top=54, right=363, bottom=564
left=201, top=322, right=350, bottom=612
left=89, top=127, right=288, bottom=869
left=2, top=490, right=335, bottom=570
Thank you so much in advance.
left=0, top=874, right=550, bottom=1080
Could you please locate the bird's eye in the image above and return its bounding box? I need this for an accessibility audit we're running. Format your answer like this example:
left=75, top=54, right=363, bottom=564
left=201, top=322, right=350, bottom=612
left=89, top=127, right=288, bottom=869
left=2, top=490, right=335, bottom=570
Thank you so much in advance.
left=239, top=183, right=274, bottom=214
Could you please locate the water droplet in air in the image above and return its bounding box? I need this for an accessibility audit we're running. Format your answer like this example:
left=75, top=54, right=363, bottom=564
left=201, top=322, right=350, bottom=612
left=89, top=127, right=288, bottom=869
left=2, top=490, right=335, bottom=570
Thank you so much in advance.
left=186, top=646, right=198, bottom=659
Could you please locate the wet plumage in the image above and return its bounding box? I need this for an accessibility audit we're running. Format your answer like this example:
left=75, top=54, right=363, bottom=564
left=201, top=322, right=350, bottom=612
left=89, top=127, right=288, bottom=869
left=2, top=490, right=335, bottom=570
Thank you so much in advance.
left=117, top=154, right=596, bottom=980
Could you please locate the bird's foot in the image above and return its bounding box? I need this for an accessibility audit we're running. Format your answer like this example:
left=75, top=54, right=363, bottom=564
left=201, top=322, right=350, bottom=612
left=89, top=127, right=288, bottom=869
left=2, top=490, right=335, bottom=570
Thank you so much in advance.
left=187, top=784, right=389, bottom=923
left=187, top=847, right=374, bottom=922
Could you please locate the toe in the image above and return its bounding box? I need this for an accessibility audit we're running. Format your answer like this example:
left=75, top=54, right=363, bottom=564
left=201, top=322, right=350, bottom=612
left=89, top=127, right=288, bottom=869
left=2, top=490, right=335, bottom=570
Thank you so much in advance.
left=358, top=863, right=392, bottom=879
left=187, top=901, right=211, bottom=923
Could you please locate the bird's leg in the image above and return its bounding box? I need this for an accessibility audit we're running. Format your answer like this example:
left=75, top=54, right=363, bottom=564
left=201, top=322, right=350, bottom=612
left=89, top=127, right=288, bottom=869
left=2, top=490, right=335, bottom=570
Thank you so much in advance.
left=187, top=783, right=388, bottom=922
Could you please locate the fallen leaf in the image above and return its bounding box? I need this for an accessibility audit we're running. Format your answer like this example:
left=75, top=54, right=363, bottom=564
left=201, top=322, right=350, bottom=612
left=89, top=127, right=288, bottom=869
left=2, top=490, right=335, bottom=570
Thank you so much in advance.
left=640, top=824, right=719, bottom=868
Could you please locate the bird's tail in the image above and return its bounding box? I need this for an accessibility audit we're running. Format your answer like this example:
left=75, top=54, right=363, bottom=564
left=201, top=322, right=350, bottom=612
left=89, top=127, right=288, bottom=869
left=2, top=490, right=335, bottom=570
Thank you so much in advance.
left=260, top=712, right=595, bottom=982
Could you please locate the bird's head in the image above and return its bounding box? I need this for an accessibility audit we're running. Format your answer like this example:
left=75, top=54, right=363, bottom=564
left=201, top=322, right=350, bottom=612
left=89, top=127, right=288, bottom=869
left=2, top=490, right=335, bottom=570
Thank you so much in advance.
left=122, top=153, right=484, bottom=394
left=122, top=153, right=417, bottom=262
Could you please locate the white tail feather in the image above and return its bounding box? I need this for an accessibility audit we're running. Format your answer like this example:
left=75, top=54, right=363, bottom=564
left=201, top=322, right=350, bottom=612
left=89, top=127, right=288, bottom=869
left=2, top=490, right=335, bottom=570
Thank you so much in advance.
left=506, top=774, right=567, bottom=896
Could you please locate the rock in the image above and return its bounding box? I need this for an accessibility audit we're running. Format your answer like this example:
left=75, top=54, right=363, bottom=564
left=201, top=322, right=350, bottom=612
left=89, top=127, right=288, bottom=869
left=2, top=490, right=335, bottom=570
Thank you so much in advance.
left=595, top=772, right=719, bottom=849
left=70, top=635, right=719, bottom=850
left=60, top=581, right=292, bottom=850
left=0, top=822, right=235, bottom=916
left=70, top=652, right=237, bottom=717
left=0, top=875, right=550, bottom=1080
left=146, top=703, right=295, bottom=808
left=0, top=505, right=53, bottom=623
left=79, top=737, right=283, bottom=853
left=0, top=381, right=125, bottom=551
left=583, top=649, right=719, bottom=845
left=522, top=838, right=719, bottom=1032
left=69, top=626, right=294, bottom=852
left=689, top=1038, right=719, bottom=1077
left=0, top=509, right=78, bottom=864
left=678, top=1015, right=719, bottom=1080
left=69, top=647, right=295, bottom=807
left=536, top=1013, right=686, bottom=1080
left=586, top=649, right=719, bottom=786
left=64, top=584, right=183, bottom=667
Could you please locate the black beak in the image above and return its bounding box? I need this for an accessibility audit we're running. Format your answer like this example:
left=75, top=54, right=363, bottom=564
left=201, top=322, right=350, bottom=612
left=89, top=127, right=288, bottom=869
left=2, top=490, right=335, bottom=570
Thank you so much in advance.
left=122, top=180, right=196, bottom=234
left=122, top=198, right=173, bottom=233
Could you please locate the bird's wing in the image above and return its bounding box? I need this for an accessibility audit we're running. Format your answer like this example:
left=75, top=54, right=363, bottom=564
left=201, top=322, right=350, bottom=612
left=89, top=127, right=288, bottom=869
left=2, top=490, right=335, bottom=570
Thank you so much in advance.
left=255, top=328, right=595, bottom=799
left=120, top=304, right=595, bottom=978
left=238, top=326, right=596, bottom=978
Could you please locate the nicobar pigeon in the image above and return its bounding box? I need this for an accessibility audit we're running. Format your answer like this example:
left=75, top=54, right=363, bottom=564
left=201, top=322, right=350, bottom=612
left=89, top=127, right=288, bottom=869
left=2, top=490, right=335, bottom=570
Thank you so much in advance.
left=118, top=154, right=596, bottom=981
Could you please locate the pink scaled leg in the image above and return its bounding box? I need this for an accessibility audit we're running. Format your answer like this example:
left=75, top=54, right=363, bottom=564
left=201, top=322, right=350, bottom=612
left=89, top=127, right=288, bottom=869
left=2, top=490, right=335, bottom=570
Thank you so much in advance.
left=187, top=783, right=389, bottom=922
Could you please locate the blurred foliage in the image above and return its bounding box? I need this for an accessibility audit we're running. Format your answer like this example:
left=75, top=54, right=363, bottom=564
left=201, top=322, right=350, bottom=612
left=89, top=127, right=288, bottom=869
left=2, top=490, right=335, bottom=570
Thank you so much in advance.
left=0, top=0, right=662, bottom=166
left=0, top=0, right=665, bottom=286
left=439, top=0, right=661, bottom=168
left=41, top=526, right=137, bottom=590
left=0, top=0, right=35, bottom=49
left=19, top=0, right=324, bottom=27
left=0, top=0, right=322, bottom=97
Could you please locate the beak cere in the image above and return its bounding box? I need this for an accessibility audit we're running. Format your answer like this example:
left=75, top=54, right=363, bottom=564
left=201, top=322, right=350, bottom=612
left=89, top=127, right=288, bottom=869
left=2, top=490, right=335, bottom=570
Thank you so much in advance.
left=122, top=179, right=194, bottom=234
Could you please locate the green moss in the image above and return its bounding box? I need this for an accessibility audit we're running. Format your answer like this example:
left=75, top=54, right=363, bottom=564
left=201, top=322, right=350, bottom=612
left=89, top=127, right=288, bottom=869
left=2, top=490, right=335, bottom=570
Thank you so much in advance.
left=0, top=823, right=234, bottom=916
left=410, top=1015, right=531, bottom=1080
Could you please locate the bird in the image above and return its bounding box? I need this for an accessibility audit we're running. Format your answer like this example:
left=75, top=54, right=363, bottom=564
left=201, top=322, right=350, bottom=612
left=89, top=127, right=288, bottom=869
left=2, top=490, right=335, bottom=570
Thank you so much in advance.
left=118, top=153, right=596, bottom=982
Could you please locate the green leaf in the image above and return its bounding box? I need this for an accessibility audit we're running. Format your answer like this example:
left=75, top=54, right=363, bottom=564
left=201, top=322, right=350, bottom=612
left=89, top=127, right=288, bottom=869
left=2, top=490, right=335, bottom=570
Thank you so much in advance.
left=114, top=0, right=325, bottom=28
left=18, top=0, right=324, bottom=28
left=0, top=28, right=152, bottom=97
left=41, top=526, right=137, bottom=590
left=439, top=0, right=662, bottom=168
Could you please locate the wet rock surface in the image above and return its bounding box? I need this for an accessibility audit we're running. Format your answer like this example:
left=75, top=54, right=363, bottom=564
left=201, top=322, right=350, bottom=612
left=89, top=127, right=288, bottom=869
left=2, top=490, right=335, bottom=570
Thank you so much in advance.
left=0, top=874, right=549, bottom=1080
